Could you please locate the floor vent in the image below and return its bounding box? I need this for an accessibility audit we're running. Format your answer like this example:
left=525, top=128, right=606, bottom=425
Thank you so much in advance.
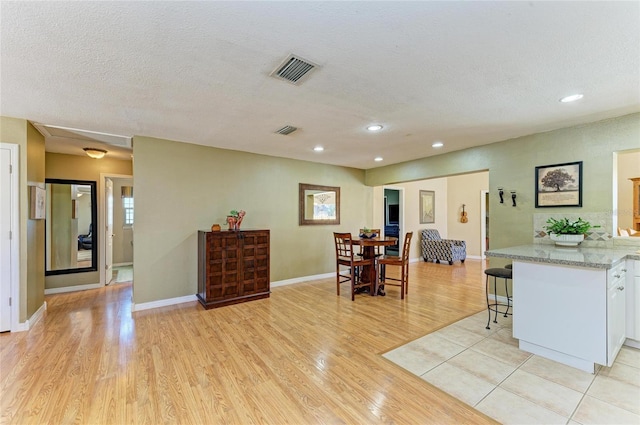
left=275, top=125, right=298, bottom=135
left=270, top=54, right=318, bottom=85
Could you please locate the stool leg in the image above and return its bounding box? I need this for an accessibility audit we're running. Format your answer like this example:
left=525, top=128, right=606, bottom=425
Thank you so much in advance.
left=485, top=275, right=491, bottom=330
left=504, top=277, right=511, bottom=317
left=492, top=276, right=499, bottom=324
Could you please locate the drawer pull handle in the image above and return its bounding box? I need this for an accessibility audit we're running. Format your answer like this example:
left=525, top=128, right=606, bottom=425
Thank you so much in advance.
left=614, top=274, right=621, bottom=278
left=617, top=286, right=625, bottom=291
left=621, top=269, right=627, bottom=272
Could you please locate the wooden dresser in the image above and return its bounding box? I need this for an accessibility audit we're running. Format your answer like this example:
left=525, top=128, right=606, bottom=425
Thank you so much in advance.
left=197, top=229, right=270, bottom=309
left=632, top=177, right=640, bottom=231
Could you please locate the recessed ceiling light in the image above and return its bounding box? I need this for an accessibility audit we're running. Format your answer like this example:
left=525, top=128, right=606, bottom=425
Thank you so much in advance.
left=367, top=124, right=383, bottom=131
left=559, top=94, right=584, bottom=103
left=313, top=146, right=324, bottom=152
left=374, top=157, right=383, bottom=162
left=432, top=141, right=444, bottom=148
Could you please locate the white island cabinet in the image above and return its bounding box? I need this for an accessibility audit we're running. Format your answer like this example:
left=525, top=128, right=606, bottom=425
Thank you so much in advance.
left=487, top=245, right=639, bottom=373
left=627, top=260, right=640, bottom=347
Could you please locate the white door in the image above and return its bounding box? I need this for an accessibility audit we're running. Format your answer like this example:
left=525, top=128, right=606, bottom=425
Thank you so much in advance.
left=105, top=178, right=114, bottom=284
left=0, top=146, right=13, bottom=331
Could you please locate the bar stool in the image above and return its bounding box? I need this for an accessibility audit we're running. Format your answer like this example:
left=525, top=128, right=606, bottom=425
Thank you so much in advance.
left=484, top=267, right=513, bottom=329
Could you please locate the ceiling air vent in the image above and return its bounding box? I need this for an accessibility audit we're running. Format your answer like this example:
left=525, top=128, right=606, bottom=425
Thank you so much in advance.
left=270, top=54, right=318, bottom=85
left=275, top=125, right=298, bottom=135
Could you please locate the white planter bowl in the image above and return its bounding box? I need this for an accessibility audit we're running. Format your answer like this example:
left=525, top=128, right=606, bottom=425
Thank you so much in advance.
left=550, top=233, right=585, bottom=247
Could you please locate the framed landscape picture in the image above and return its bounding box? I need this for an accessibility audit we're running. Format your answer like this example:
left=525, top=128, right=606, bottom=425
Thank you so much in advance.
left=535, top=161, right=582, bottom=208
left=419, top=190, right=435, bottom=223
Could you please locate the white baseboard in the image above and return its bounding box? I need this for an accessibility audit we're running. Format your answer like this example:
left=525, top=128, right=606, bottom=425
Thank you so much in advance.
left=271, top=257, right=423, bottom=287
left=113, top=262, right=133, bottom=267
left=14, top=301, right=47, bottom=332
left=131, top=294, right=198, bottom=312
left=466, top=255, right=483, bottom=260
left=45, top=283, right=102, bottom=295
left=271, top=272, right=334, bottom=288
left=624, top=338, right=640, bottom=349
left=131, top=257, right=483, bottom=312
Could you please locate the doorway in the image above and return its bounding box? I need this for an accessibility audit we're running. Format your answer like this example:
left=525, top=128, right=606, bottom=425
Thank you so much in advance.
left=0, top=143, right=19, bottom=332
left=100, top=174, right=134, bottom=286
left=383, top=187, right=402, bottom=256
left=481, top=189, right=489, bottom=259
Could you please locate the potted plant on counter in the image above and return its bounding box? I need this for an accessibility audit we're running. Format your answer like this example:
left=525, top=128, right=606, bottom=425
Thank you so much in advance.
left=544, top=217, right=598, bottom=246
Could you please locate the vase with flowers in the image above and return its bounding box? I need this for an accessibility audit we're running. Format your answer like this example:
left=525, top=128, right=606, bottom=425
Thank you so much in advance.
left=227, top=209, right=246, bottom=231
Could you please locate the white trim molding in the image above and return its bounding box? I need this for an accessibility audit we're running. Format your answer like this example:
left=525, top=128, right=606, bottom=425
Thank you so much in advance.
left=271, top=272, right=334, bottom=288
left=14, top=301, right=47, bottom=332
left=45, top=283, right=102, bottom=295
left=131, top=294, right=198, bottom=312
left=1, top=143, right=21, bottom=332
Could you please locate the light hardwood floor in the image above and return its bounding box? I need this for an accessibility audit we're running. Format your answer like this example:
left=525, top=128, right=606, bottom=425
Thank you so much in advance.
left=1, top=259, right=498, bottom=424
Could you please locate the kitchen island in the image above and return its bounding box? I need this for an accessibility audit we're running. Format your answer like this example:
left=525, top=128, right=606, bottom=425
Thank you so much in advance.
left=487, top=244, right=640, bottom=373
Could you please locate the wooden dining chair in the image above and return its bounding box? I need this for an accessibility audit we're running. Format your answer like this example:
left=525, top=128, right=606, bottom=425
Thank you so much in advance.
left=376, top=232, right=413, bottom=299
left=333, top=232, right=375, bottom=301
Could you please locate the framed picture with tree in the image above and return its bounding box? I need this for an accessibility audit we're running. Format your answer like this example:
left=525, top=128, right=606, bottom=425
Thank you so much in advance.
left=535, top=161, right=582, bottom=207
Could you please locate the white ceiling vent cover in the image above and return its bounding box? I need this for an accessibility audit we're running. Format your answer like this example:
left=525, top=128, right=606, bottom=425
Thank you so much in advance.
left=275, top=125, right=298, bottom=135
left=270, top=54, right=318, bottom=85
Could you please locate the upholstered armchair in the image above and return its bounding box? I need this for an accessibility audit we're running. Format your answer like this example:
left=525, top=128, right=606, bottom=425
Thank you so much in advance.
left=421, top=229, right=466, bottom=265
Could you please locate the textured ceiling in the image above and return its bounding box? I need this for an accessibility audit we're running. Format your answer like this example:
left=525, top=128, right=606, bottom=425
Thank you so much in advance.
left=1, top=1, right=639, bottom=168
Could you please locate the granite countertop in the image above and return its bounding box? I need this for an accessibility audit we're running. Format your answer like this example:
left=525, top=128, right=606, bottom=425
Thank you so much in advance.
left=487, top=244, right=640, bottom=269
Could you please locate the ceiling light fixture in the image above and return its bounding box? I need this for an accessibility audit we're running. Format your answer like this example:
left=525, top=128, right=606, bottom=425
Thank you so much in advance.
left=559, top=94, right=584, bottom=103
left=83, top=147, right=107, bottom=159
left=432, top=141, right=444, bottom=148
left=367, top=124, right=383, bottom=131
left=313, top=146, right=324, bottom=152
left=374, top=157, right=383, bottom=162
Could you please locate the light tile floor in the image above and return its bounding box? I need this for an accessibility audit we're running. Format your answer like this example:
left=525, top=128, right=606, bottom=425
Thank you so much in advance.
left=111, top=265, right=133, bottom=284
left=383, top=311, right=640, bottom=424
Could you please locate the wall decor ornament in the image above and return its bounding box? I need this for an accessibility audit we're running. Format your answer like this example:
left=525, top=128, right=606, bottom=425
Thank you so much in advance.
left=29, top=185, right=46, bottom=219
left=535, top=161, right=583, bottom=208
left=419, top=190, right=435, bottom=224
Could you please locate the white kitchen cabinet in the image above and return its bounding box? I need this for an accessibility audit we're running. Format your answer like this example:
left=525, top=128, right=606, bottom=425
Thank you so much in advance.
left=514, top=260, right=626, bottom=373
left=626, top=260, right=640, bottom=346
left=607, top=262, right=626, bottom=362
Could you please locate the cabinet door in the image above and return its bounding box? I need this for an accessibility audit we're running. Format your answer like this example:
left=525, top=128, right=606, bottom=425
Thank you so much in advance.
left=239, top=231, right=270, bottom=295
left=633, top=275, right=640, bottom=340
left=607, top=279, right=626, bottom=365
left=206, top=233, right=241, bottom=301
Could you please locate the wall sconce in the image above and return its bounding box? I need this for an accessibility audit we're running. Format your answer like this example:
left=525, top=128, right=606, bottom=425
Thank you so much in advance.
left=511, top=191, right=517, bottom=207
left=498, top=187, right=504, bottom=203
left=83, top=147, right=107, bottom=159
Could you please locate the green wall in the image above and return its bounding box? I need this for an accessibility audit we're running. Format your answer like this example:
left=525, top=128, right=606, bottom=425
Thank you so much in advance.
left=366, top=113, right=640, bottom=250
left=133, top=136, right=372, bottom=304
left=0, top=117, right=45, bottom=322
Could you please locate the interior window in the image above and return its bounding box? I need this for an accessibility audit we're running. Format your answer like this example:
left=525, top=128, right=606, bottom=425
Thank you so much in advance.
left=123, top=196, right=134, bottom=225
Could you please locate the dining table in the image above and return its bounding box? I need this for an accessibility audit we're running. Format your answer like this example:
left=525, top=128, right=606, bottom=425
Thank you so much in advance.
left=351, top=236, right=398, bottom=294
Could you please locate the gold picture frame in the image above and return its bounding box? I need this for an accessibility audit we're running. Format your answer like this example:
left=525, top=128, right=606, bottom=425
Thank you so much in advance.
left=299, top=183, right=340, bottom=225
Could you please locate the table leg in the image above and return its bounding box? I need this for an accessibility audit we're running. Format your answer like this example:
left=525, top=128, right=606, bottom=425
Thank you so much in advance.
left=361, top=246, right=377, bottom=296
